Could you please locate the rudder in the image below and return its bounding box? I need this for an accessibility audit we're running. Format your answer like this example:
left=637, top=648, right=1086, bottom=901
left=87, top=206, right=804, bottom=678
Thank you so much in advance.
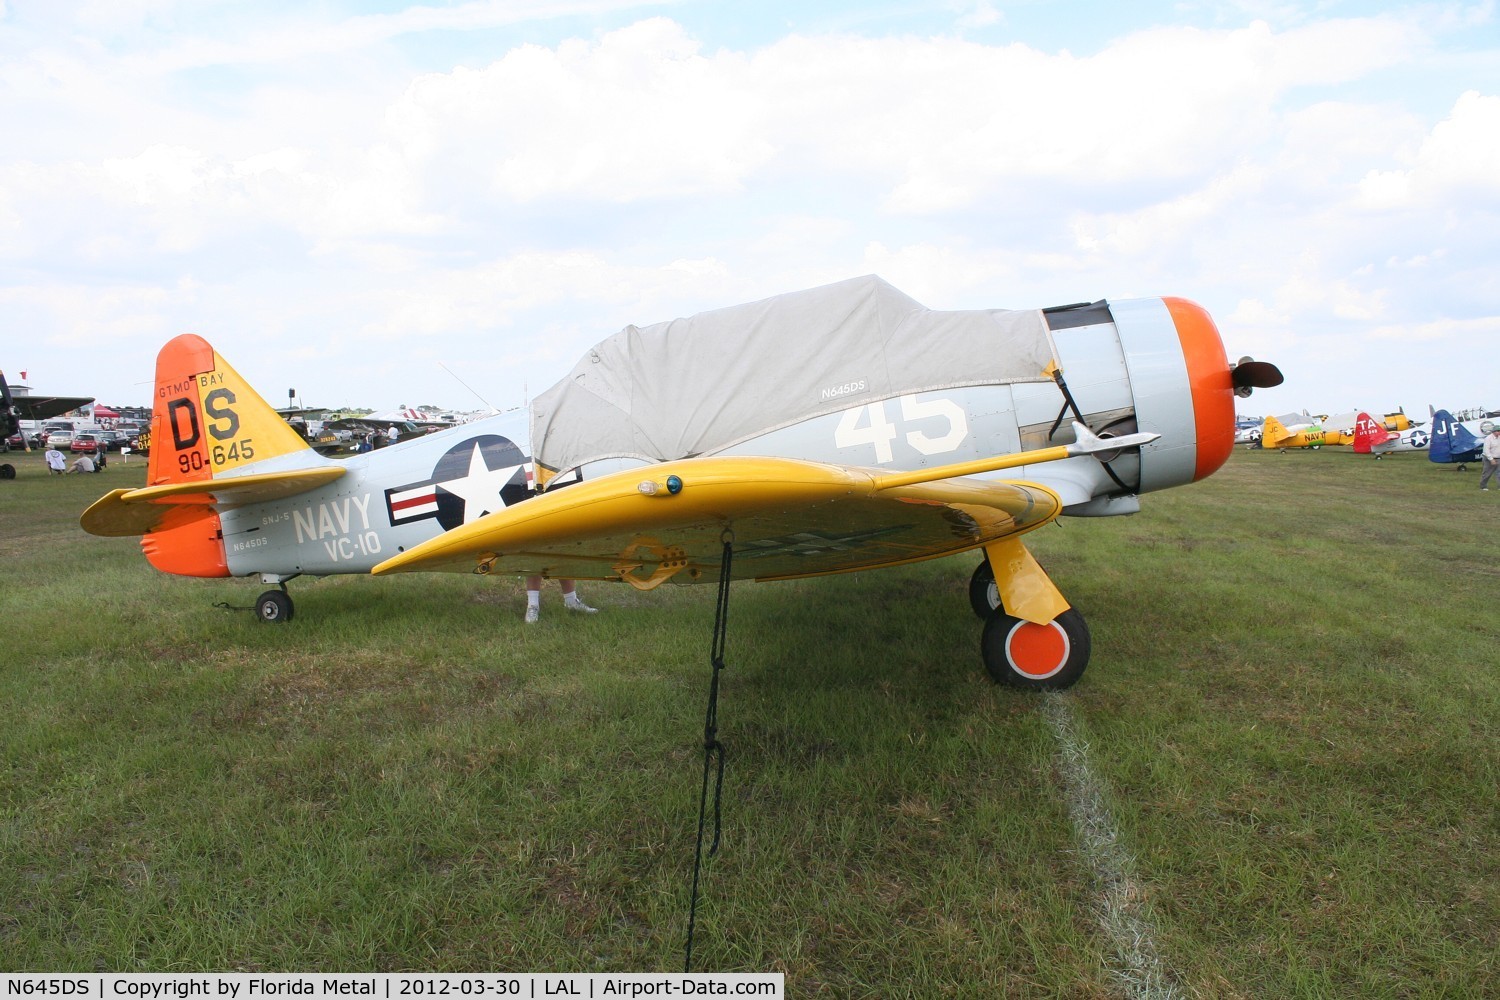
left=140, top=334, right=317, bottom=577
left=1260, top=415, right=1289, bottom=448
left=148, top=334, right=316, bottom=488
left=1429, top=409, right=1471, bottom=464
left=1352, top=412, right=1390, bottom=454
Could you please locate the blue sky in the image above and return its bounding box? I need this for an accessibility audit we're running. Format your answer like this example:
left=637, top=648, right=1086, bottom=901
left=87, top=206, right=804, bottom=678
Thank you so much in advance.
left=2, top=0, right=1497, bottom=419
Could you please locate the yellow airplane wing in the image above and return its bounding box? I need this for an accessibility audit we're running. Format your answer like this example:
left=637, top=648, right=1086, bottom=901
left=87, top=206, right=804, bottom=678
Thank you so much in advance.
left=80, top=466, right=347, bottom=537
left=371, top=454, right=1063, bottom=587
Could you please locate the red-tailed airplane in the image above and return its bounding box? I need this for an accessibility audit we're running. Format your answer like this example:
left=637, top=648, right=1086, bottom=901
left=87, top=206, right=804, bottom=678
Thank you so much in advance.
left=81, top=277, right=1280, bottom=689
left=1353, top=411, right=1428, bottom=458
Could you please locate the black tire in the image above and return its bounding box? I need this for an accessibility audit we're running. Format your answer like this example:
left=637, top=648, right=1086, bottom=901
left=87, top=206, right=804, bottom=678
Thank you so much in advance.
left=0, top=464, right=14, bottom=480
left=980, top=607, right=1091, bottom=690
left=256, top=590, right=294, bottom=623
left=969, top=560, right=1000, bottom=620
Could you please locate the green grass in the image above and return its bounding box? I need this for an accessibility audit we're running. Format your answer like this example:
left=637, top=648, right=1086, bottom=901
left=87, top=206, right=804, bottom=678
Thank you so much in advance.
left=1, top=447, right=1496, bottom=996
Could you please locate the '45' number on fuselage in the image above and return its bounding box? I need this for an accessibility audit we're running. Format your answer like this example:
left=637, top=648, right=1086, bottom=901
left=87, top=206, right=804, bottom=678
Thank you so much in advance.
left=834, top=395, right=967, bottom=463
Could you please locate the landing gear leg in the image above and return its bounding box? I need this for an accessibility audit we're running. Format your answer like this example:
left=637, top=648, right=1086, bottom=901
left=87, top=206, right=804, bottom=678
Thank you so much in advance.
left=975, top=538, right=1091, bottom=690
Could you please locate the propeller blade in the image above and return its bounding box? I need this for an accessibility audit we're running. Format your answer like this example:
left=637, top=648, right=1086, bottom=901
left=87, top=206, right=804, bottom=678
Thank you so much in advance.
left=1230, top=358, right=1283, bottom=397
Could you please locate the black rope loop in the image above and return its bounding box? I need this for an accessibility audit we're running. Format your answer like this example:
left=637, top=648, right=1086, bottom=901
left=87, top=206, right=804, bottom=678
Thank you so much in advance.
left=685, top=538, right=734, bottom=973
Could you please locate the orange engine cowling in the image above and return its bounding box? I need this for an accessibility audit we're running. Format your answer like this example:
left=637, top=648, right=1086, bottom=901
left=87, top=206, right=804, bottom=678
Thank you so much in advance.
left=1043, top=295, right=1271, bottom=502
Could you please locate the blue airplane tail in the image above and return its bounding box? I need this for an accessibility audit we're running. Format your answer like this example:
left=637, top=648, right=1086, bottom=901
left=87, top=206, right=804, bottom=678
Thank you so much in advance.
left=1428, top=409, right=1482, bottom=464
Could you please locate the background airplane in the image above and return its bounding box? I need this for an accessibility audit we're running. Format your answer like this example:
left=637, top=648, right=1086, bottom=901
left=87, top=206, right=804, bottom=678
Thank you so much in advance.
left=1234, top=415, right=1263, bottom=445
left=81, top=276, right=1280, bottom=690
left=1, top=369, right=95, bottom=478
left=1428, top=408, right=1496, bottom=470
left=1353, top=412, right=1427, bottom=458
left=1262, top=409, right=1413, bottom=451
left=1260, top=413, right=1326, bottom=450
left=1320, top=409, right=1412, bottom=446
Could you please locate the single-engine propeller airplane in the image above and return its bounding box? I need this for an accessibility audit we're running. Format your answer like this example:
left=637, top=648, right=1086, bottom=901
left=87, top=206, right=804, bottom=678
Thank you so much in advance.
left=1260, top=413, right=1327, bottom=450
left=81, top=276, right=1280, bottom=689
left=1352, top=412, right=1427, bottom=458
left=1428, top=408, right=1496, bottom=470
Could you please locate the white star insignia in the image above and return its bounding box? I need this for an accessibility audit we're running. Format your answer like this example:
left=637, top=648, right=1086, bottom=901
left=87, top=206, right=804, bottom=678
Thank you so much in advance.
left=437, top=442, right=521, bottom=524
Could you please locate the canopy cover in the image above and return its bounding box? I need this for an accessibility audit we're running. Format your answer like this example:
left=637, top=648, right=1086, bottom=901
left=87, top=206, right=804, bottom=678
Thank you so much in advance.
left=530, top=275, right=1058, bottom=480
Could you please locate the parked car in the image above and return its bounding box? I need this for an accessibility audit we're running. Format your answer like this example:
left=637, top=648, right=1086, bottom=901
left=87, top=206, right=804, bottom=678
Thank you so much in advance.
left=44, top=429, right=74, bottom=449
left=7, top=431, right=41, bottom=451
left=71, top=433, right=104, bottom=454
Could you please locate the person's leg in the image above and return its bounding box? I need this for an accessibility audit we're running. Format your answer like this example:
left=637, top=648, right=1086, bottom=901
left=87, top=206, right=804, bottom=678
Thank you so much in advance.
left=524, top=575, right=542, bottom=622
left=560, top=580, right=596, bottom=613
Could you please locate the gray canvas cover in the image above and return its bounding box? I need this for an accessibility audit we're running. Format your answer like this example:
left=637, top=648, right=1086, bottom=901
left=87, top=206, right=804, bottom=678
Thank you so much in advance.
left=530, top=275, right=1058, bottom=477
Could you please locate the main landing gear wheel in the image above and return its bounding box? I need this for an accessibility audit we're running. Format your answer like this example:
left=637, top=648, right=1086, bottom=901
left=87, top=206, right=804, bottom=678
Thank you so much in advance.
left=0, top=464, right=14, bottom=480
left=256, top=589, right=294, bottom=623
left=981, top=608, right=1091, bottom=690
left=969, top=561, right=1000, bottom=620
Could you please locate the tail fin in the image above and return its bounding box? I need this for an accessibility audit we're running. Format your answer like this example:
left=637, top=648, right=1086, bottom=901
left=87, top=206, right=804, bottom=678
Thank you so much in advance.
left=148, top=334, right=317, bottom=488
left=132, top=335, right=320, bottom=577
left=1352, top=412, right=1391, bottom=454
left=1261, top=414, right=1289, bottom=447
left=1428, top=409, right=1480, bottom=464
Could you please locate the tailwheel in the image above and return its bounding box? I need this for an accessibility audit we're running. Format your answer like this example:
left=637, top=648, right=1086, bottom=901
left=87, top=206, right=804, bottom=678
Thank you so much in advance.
left=255, top=589, right=294, bottom=623
left=968, top=560, right=1000, bottom=620
left=981, top=608, right=1090, bottom=690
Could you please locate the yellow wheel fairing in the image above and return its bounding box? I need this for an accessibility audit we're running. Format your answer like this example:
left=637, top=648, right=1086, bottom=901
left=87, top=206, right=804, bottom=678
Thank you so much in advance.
left=982, top=536, right=1070, bottom=625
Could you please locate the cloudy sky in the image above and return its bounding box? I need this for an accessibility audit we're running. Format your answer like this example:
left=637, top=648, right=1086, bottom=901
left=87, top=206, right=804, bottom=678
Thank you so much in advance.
left=3, top=0, right=1497, bottom=420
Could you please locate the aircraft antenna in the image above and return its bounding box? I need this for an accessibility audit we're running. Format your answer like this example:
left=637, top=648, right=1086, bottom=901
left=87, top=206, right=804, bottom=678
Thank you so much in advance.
left=438, top=362, right=497, bottom=412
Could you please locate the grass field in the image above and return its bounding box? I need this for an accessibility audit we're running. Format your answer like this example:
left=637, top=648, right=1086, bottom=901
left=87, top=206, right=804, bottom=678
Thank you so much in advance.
left=1, top=446, right=1496, bottom=996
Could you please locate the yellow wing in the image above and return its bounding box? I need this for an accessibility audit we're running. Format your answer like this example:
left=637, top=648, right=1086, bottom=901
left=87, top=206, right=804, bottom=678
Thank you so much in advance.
left=371, top=455, right=1061, bottom=588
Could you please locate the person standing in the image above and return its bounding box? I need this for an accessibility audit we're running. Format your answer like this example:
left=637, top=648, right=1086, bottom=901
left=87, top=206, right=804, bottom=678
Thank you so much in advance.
left=1480, top=425, right=1500, bottom=491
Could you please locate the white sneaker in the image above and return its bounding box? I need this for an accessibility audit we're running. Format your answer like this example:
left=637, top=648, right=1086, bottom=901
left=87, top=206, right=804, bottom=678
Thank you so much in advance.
left=524, top=605, right=539, bottom=623
left=565, top=598, right=598, bottom=614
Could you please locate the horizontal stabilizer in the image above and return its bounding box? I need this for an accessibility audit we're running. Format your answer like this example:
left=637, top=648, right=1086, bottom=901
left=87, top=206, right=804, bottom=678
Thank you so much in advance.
left=81, top=466, right=346, bottom=537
